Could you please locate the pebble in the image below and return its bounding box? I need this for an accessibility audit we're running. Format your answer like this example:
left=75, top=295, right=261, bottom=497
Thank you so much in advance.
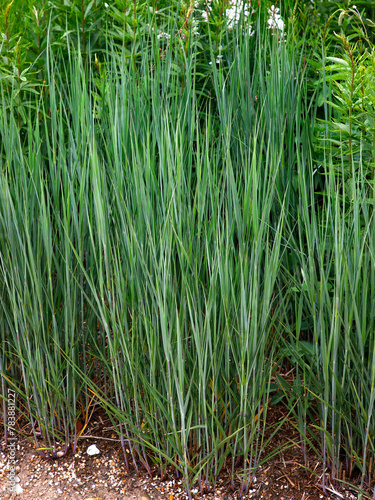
left=13, top=483, right=23, bottom=494
left=87, top=444, right=100, bottom=456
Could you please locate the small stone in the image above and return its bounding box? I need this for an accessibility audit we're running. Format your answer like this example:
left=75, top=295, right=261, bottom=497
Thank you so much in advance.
left=13, top=483, right=23, bottom=495
left=87, top=445, right=100, bottom=456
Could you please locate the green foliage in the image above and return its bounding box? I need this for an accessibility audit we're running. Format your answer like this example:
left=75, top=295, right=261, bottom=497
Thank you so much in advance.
left=315, top=5, right=375, bottom=205
left=0, top=27, right=291, bottom=495
left=2, top=1, right=375, bottom=498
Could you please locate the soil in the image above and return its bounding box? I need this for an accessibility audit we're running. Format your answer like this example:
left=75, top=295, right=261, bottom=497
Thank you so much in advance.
left=0, top=405, right=365, bottom=500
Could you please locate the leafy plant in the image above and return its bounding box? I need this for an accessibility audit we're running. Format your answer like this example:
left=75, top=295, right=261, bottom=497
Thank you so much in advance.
left=315, top=5, right=375, bottom=203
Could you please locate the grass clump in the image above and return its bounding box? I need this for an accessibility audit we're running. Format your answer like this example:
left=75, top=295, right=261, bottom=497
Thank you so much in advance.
left=1, top=1, right=375, bottom=498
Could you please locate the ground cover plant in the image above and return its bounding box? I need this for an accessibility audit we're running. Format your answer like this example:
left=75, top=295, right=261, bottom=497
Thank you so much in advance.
left=1, top=0, right=375, bottom=498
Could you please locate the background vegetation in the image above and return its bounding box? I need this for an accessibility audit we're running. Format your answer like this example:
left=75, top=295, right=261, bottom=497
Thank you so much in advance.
left=1, top=0, right=375, bottom=498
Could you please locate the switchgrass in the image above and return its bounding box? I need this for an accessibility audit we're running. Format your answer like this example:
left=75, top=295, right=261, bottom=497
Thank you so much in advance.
left=282, top=156, right=375, bottom=495
left=0, top=25, right=289, bottom=495
left=1, top=9, right=375, bottom=499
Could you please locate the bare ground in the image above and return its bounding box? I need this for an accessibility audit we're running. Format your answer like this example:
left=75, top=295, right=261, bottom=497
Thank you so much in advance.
left=0, top=405, right=363, bottom=500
